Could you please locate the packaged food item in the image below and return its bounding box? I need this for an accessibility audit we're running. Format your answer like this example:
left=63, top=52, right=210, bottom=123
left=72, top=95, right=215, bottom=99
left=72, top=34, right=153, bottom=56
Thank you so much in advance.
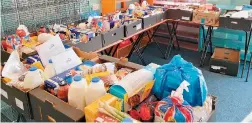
left=68, top=75, right=88, bottom=111
left=115, top=68, right=133, bottom=80
left=85, top=77, right=106, bottom=105
left=84, top=93, right=123, bottom=122
left=57, top=81, right=69, bottom=102
left=44, top=59, right=56, bottom=79
left=100, top=73, right=119, bottom=87
left=95, top=112, right=120, bottom=122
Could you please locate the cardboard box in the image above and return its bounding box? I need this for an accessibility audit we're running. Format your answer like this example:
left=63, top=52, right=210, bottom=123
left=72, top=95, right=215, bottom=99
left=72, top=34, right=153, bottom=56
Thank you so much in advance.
left=192, top=10, right=220, bottom=26
left=124, top=20, right=142, bottom=37
left=29, top=55, right=143, bottom=122
left=84, top=93, right=123, bottom=122
left=219, top=11, right=252, bottom=31
left=209, top=48, right=240, bottom=76
left=70, top=35, right=103, bottom=52
left=102, top=26, right=125, bottom=47
left=110, top=80, right=155, bottom=112
left=141, top=15, right=157, bottom=29
left=1, top=79, right=34, bottom=119
left=156, top=12, right=166, bottom=22
left=166, top=9, right=193, bottom=21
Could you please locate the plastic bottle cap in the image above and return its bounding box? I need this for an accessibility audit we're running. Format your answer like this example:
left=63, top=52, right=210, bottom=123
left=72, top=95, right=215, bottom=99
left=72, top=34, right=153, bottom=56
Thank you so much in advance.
left=65, top=76, right=73, bottom=84
left=29, top=67, right=38, bottom=71
left=59, top=81, right=67, bottom=86
left=91, top=77, right=100, bottom=83
left=49, top=59, right=53, bottom=63
left=74, top=75, right=82, bottom=82
left=122, top=118, right=133, bottom=123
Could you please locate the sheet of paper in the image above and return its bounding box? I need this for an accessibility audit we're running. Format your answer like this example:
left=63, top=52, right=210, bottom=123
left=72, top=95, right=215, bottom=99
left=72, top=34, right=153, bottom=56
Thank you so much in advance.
left=15, top=98, right=24, bottom=110
left=36, top=35, right=66, bottom=66
left=51, top=48, right=82, bottom=74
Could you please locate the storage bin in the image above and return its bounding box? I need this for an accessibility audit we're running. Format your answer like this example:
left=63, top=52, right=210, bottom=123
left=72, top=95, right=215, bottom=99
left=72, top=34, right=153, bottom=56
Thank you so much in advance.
left=124, top=20, right=142, bottom=37
left=71, top=35, right=103, bottom=52
left=29, top=55, right=143, bottom=122
left=102, top=26, right=125, bottom=47
left=166, top=9, right=193, bottom=21
left=141, top=15, right=157, bottom=29
left=209, top=48, right=240, bottom=76
left=219, top=16, right=252, bottom=31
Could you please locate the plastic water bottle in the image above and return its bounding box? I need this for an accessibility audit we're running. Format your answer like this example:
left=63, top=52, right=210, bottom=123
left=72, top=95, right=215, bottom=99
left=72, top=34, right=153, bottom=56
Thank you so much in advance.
left=85, top=77, right=106, bottom=105
left=23, top=67, right=44, bottom=90
left=44, top=59, right=56, bottom=79
left=68, top=75, right=88, bottom=111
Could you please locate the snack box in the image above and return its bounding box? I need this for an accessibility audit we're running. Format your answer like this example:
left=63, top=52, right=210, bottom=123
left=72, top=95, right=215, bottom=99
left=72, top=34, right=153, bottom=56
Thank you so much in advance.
left=109, top=63, right=158, bottom=112
left=84, top=93, right=123, bottom=122
left=29, top=55, right=143, bottom=122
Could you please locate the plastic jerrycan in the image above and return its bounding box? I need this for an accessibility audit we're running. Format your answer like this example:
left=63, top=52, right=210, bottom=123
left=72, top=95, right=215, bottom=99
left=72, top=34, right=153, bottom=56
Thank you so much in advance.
left=44, top=59, right=56, bottom=79
left=23, top=67, right=44, bottom=89
left=68, top=75, right=88, bottom=111
left=85, top=77, right=106, bottom=105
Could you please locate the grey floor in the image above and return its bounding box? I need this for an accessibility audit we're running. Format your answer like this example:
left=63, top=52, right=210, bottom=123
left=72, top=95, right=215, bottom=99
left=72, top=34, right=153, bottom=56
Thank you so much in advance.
left=130, top=43, right=252, bottom=122
left=1, top=43, right=252, bottom=122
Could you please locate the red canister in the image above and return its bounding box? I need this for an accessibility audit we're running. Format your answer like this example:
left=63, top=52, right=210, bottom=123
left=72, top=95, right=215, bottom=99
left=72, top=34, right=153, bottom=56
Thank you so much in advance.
left=57, top=81, right=69, bottom=102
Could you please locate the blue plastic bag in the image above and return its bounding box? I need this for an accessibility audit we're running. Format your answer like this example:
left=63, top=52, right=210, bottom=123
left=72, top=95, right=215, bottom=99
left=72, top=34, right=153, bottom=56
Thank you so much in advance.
left=152, top=55, right=208, bottom=106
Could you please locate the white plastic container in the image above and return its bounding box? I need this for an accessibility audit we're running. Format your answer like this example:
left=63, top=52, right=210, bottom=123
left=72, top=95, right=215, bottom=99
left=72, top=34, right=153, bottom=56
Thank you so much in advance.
left=68, top=75, right=88, bottom=111
left=23, top=67, right=44, bottom=90
left=44, top=59, right=56, bottom=79
left=85, top=77, right=106, bottom=105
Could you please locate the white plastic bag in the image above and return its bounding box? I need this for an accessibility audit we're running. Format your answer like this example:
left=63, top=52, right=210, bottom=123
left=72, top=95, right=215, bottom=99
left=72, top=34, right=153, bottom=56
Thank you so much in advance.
left=2, top=50, right=26, bottom=81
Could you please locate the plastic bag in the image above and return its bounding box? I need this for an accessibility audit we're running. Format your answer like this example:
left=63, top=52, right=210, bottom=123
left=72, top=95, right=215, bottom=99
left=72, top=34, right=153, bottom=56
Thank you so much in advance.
left=1, top=50, right=27, bottom=81
left=155, top=81, right=194, bottom=122
left=152, top=55, right=207, bottom=106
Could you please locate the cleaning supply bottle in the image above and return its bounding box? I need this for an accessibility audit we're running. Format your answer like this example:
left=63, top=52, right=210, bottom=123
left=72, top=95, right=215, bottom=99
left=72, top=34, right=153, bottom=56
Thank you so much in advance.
left=68, top=75, right=87, bottom=111
left=23, top=67, right=44, bottom=90
left=85, top=77, right=106, bottom=105
left=44, top=59, right=56, bottom=79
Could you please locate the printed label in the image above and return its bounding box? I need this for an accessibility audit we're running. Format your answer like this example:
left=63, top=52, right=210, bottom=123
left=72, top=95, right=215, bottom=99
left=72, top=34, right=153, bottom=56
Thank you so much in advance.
left=15, top=98, right=24, bottom=110
left=231, top=21, right=238, bottom=24
left=182, top=16, right=190, bottom=21
left=136, top=24, right=142, bottom=30
left=1, top=89, right=8, bottom=99
left=211, top=65, right=227, bottom=70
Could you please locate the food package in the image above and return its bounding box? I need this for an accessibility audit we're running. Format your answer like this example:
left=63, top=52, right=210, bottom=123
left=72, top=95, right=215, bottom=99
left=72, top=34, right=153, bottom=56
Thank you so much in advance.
left=155, top=81, right=194, bottom=122
left=84, top=93, right=123, bottom=122
left=95, top=112, right=120, bottom=122
left=152, top=55, right=208, bottom=107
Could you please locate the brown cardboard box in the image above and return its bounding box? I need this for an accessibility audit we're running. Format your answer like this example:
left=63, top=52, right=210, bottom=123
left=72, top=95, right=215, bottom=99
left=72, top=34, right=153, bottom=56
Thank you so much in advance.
left=29, top=55, right=143, bottom=122
left=209, top=48, right=240, bottom=76
left=192, top=10, right=220, bottom=26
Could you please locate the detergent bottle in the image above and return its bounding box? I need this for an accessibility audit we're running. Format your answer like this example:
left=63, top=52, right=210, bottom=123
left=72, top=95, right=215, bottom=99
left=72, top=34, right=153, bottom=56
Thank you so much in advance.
left=85, top=77, right=106, bottom=105
left=68, top=75, right=88, bottom=111
left=44, top=59, right=56, bottom=79
left=23, top=67, right=44, bottom=90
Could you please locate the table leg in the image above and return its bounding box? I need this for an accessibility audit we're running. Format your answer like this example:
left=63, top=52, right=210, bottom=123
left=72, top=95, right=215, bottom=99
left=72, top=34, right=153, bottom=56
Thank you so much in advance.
left=241, top=29, right=252, bottom=78
left=127, top=33, right=146, bottom=65
left=164, top=21, right=180, bottom=59
left=246, top=53, right=252, bottom=82
left=200, top=26, right=213, bottom=67
left=141, top=25, right=161, bottom=54
left=111, top=43, right=120, bottom=57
